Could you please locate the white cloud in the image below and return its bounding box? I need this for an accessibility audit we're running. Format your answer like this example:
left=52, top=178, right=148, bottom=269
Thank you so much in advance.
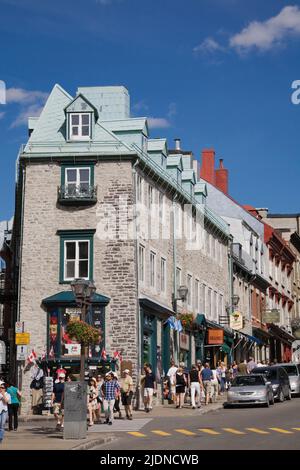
left=193, top=37, right=224, bottom=55
left=6, top=87, right=48, bottom=128
left=167, top=102, right=177, bottom=119
left=148, top=117, right=171, bottom=129
left=230, top=5, right=300, bottom=52
left=132, top=100, right=149, bottom=112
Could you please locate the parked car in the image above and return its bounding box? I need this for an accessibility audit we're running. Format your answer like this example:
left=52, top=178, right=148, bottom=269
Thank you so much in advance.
left=251, top=366, right=291, bottom=402
left=224, top=374, right=274, bottom=408
left=276, top=363, right=300, bottom=396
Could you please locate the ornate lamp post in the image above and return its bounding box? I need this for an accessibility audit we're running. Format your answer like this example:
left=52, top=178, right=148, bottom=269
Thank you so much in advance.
left=70, top=278, right=96, bottom=381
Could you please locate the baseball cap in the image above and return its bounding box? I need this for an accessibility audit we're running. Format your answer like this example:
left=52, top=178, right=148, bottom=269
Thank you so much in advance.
left=124, top=369, right=130, bottom=374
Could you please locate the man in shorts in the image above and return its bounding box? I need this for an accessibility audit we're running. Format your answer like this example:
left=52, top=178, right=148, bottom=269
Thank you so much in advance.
left=52, top=372, right=65, bottom=429
left=143, top=364, right=157, bottom=413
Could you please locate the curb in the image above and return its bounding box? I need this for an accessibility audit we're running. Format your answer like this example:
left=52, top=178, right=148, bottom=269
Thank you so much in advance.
left=71, top=435, right=116, bottom=450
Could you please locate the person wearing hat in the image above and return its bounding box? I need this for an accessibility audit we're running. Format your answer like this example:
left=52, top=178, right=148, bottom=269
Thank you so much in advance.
left=101, top=372, right=120, bottom=425
left=121, top=369, right=134, bottom=420
left=0, top=382, right=11, bottom=444
left=87, top=377, right=98, bottom=426
left=112, top=372, right=123, bottom=419
left=52, top=373, right=65, bottom=429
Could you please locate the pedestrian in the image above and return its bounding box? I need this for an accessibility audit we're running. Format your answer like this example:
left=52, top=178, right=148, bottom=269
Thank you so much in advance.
left=52, top=372, right=65, bottom=430
left=189, top=364, right=202, bottom=409
left=231, top=361, right=238, bottom=378
left=247, top=356, right=257, bottom=374
left=143, top=364, right=157, bottom=413
left=237, top=359, right=248, bottom=375
left=6, top=381, right=21, bottom=431
left=121, top=369, right=134, bottom=420
left=112, top=372, right=123, bottom=419
left=0, top=382, right=10, bottom=444
left=95, top=374, right=104, bottom=423
left=210, top=367, right=219, bottom=403
left=102, top=372, right=120, bottom=425
left=217, top=362, right=226, bottom=394
left=175, top=367, right=186, bottom=409
left=166, top=360, right=178, bottom=404
left=87, top=377, right=98, bottom=426
left=201, top=363, right=213, bottom=405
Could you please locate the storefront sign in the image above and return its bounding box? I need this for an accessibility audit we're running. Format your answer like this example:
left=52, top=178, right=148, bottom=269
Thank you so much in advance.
left=0, top=340, right=6, bottom=364
left=208, top=329, right=224, bottom=345
left=291, top=319, right=300, bottom=340
left=15, top=332, right=30, bottom=345
left=262, top=309, right=280, bottom=324
left=180, top=333, right=190, bottom=351
left=229, top=311, right=243, bottom=331
left=64, top=343, right=81, bottom=356
left=16, top=345, right=28, bottom=361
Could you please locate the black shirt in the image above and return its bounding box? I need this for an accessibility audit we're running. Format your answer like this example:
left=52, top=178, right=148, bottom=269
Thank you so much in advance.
left=190, top=369, right=199, bottom=383
left=53, top=382, right=64, bottom=403
left=144, top=372, right=156, bottom=389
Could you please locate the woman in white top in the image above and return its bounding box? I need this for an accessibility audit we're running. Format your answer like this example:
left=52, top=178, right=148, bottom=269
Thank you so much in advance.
left=0, top=382, right=11, bottom=443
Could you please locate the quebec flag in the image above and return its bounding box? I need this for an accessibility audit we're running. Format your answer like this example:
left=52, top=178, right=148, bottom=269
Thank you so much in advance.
left=175, top=319, right=183, bottom=333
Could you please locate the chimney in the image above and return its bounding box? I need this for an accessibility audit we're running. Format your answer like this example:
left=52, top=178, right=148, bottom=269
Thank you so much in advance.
left=200, top=148, right=215, bottom=185
left=174, top=138, right=181, bottom=151
left=215, top=158, right=229, bottom=194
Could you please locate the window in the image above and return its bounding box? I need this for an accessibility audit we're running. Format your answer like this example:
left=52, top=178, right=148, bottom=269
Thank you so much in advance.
left=212, top=236, right=216, bottom=259
left=160, top=257, right=166, bottom=293
left=200, top=284, right=206, bottom=314
left=65, top=167, right=90, bottom=197
left=58, top=229, right=95, bottom=283
left=207, top=288, right=212, bottom=319
left=195, top=279, right=199, bottom=311
left=139, top=244, right=145, bottom=283
left=150, top=251, right=156, bottom=288
left=187, top=274, right=192, bottom=306
left=69, top=113, right=91, bottom=140
left=137, top=175, right=143, bottom=203
left=219, top=294, right=224, bottom=318
left=159, top=192, right=164, bottom=221
left=214, top=291, right=218, bottom=321
left=148, top=184, right=154, bottom=209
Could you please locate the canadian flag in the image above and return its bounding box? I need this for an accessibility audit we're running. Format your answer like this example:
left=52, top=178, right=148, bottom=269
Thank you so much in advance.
left=27, top=349, right=37, bottom=364
left=101, top=348, right=107, bottom=360
left=113, top=350, right=122, bottom=362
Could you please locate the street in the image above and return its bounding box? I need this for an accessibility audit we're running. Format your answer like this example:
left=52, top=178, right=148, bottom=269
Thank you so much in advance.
left=94, top=399, right=300, bottom=450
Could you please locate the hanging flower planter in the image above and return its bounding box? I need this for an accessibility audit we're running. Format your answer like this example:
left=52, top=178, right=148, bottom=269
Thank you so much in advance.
left=180, top=313, right=194, bottom=330
left=66, top=320, right=101, bottom=346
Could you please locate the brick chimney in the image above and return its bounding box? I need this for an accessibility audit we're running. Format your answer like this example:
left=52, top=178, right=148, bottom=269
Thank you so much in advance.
left=200, top=148, right=215, bottom=185
left=215, top=158, right=228, bottom=194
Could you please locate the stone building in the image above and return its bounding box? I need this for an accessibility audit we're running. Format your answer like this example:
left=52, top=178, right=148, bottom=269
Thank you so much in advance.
left=10, top=84, right=231, bottom=413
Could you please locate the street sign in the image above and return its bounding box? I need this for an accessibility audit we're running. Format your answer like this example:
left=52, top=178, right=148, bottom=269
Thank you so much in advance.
left=0, top=340, right=6, bottom=365
left=208, top=329, right=224, bottom=345
left=15, top=332, right=30, bottom=345
left=16, top=345, right=28, bottom=361
left=230, top=311, right=243, bottom=331
left=15, top=321, right=25, bottom=333
left=180, top=333, right=190, bottom=351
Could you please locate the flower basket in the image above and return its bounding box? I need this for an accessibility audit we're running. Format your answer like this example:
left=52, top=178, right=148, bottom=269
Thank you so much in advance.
left=180, top=313, right=194, bottom=330
left=66, top=320, right=101, bottom=346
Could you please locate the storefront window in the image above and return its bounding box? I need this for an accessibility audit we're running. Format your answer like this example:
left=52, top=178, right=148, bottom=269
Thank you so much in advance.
left=61, top=308, right=82, bottom=357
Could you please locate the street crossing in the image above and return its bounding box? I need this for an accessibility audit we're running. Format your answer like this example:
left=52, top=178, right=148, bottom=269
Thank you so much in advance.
left=126, top=426, right=300, bottom=438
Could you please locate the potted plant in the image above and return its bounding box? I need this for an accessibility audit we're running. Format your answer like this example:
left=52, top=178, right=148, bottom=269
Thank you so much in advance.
left=180, top=313, right=194, bottom=330
left=66, top=320, right=101, bottom=345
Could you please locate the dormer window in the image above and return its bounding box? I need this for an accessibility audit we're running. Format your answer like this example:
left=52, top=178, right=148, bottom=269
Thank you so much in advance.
left=69, top=113, right=91, bottom=140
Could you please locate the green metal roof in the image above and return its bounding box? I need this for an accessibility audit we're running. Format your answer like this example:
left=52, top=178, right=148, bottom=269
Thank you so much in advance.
left=42, top=290, right=110, bottom=306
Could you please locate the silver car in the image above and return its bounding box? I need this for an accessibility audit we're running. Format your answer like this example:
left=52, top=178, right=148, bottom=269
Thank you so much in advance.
left=277, top=363, right=300, bottom=396
left=224, top=374, right=274, bottom=408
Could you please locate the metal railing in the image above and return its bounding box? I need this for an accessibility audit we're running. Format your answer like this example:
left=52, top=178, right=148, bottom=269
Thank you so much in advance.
left=57, top=184, right=97, bottom=201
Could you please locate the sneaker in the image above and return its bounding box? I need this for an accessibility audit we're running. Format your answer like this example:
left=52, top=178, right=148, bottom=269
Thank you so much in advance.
left=192, top=406, right=196, bottom=409
left=129, top=415, right=133, bottom=420
left=108, top=421, right=112, bottom=426
left=61, top=424, right=64, bottom=429
left=146, top=408, right=150, bottom=413
left=105, top=418, right=109, bottom=424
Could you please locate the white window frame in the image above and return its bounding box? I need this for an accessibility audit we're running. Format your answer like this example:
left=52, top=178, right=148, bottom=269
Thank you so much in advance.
left=64, top=239, right=90, bottom=281
left=160, top=257, right=167, bottom=293
left=65, top=167, right=90, bottom=195
left=148, top=184, right=154, bottom=209
left=187, top=274, right=192, bottom=307
left=138, top=244, right=145, bottom=283
left=200, top=283, right=206, bottom=314
left=194, top=279, right=199, bottom=312
left=150, top=251, right=156, bottom=289
left=69, top=113, right=91, bottom=141
left=136, top=175, right=143, bottom=203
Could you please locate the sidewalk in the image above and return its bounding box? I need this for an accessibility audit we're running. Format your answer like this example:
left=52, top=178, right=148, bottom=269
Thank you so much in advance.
left=1, top=398, right=225, bottom=450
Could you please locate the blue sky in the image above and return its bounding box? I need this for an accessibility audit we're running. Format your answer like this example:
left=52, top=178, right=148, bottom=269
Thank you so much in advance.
left=0, top=0, right=300, bottom=220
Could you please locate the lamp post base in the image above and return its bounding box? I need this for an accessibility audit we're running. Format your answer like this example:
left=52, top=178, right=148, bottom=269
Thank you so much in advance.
left=63, top=381, right=87, bottom=440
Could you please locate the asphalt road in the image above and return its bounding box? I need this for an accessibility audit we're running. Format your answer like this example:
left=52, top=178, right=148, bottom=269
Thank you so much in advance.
left=94, top=399, right=300, bottom=450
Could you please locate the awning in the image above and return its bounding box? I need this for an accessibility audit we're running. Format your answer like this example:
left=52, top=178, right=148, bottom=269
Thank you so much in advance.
left=268, top=323, right=295, bottom=345
left=139, top=296, right=175, bottom=317
left=196, top=314, right=206, bottom=326
left=42, top=290, right=110, bottom=306
left=220, top=344, right=232, bottom=354
left=244, top=334, right=263, bottom=346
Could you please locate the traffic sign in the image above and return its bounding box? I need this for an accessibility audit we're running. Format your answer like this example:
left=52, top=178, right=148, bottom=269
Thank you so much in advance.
left=15, top=332, right=30, bottom=345
left=17, top=345, right=28, bottom=361
left=15, top=322, right=25, bottom=333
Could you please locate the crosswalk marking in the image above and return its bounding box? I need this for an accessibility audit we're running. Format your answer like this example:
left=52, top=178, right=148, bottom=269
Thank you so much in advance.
left=223, top=428, right=245, bottom=435
left=127, top=432, right=147, bottom=437
left=151, top=430, right=172, bottom=436
left=246, top=428, right=269, bottom=435
left=175, top=429, right=197, bottom=436
left=269, top=428, right=293, bottom=434
left=198, top=428, right=221, bottom=435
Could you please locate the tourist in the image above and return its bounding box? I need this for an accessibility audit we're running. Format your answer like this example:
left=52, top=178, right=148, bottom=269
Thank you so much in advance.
left=175, top=367, right=186, bottom=409
left=6, top=381, right=21, bottom=431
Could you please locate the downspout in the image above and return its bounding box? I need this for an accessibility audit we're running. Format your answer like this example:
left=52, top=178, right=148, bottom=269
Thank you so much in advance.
left=132, top=158, right=141, bottom=409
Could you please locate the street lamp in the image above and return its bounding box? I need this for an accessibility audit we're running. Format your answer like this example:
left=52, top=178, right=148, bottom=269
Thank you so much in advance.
left=71, top=278, right=96, bottom=381
left=172, top=285, right=189, bottom=310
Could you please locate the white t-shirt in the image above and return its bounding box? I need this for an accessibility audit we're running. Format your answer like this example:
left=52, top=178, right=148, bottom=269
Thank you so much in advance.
left=167, top=366, right=178, bottom=385
left=0, top=392, right=11, bottom=413
left=211, top=370, right=218, bottom=382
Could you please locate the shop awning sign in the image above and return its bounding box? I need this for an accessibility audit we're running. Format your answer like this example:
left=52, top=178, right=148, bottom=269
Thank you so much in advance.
left=208, top=329, right=224, bottom=345
left=229, top=311, right=243, bottom=331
